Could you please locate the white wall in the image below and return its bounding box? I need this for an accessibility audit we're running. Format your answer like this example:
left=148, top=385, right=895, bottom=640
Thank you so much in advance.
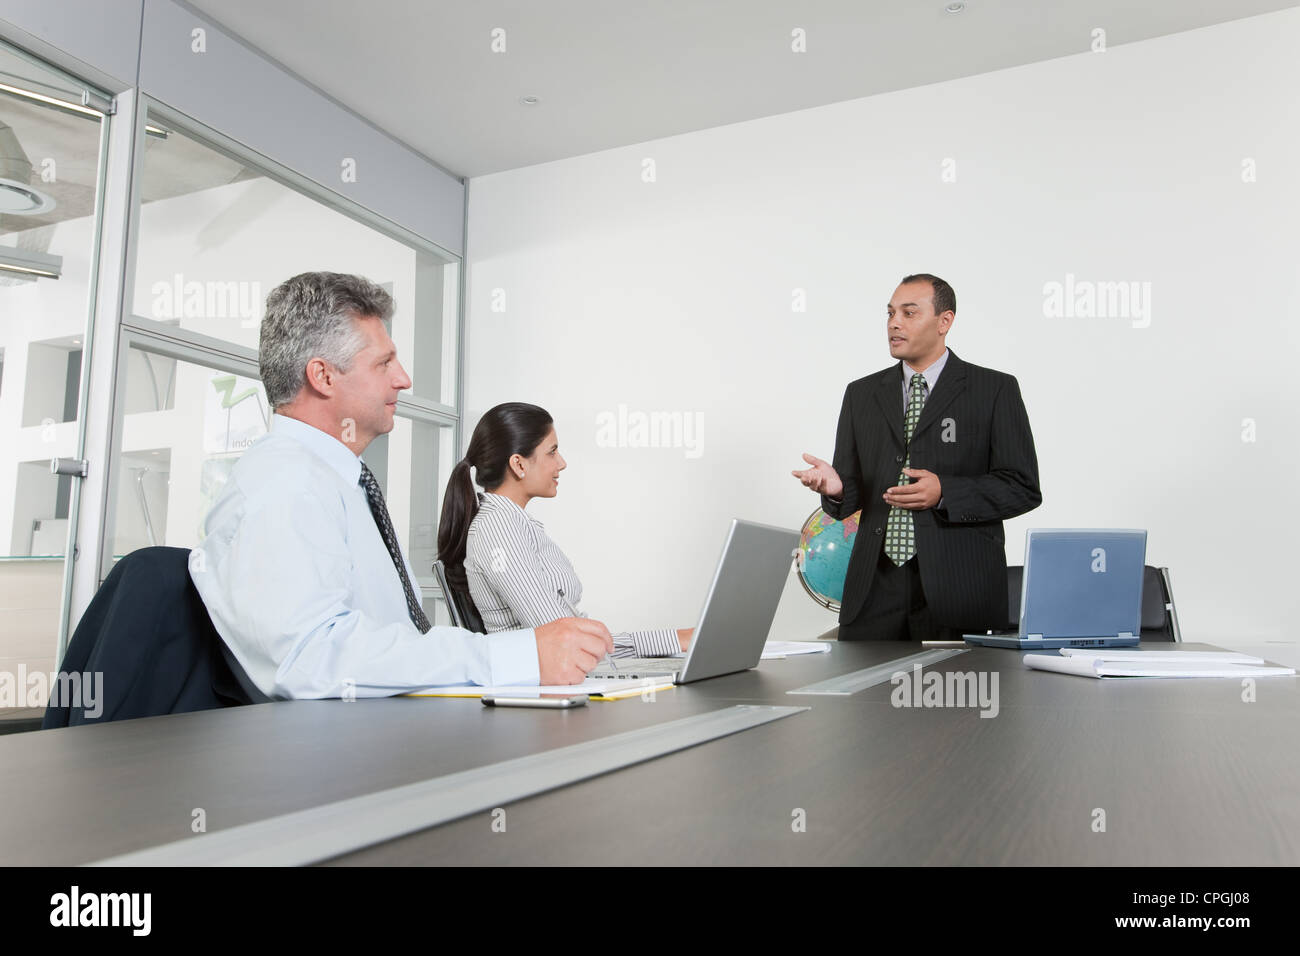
left=464, top=9, right=1300, bottom=646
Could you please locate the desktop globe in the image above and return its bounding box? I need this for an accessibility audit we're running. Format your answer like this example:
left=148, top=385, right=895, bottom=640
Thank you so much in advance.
left=794, top=508, right=861, bottom=611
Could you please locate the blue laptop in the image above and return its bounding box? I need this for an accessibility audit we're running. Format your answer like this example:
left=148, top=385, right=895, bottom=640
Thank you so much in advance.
left=963, top=529, right=1146, bottom=649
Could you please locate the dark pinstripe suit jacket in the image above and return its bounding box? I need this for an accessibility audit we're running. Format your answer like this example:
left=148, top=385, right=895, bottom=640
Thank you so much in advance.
left=821, top=350, right=1041, bottom=630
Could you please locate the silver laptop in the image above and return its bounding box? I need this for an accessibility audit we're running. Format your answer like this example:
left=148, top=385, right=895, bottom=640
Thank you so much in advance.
left=587, top=518, right=800, bottom=683
left=963, top=528, right=1147, bottom=649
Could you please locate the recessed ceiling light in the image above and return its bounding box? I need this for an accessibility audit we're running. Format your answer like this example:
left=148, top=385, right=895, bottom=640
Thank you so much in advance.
left=0, top=177, right=56, bottom=215
left=945, top=2, right=966, bottom=12
left=72, top=339, right=81, bottom=345
left=519, top=95, right=540, bottom=106
left=1, top=122, right=58, bottom=215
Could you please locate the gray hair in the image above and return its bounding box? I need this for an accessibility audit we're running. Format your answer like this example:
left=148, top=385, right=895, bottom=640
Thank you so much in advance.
left=259, top=272, right=394, bottom=408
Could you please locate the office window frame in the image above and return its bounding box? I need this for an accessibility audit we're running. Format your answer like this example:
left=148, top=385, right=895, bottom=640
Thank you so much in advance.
left=97, top=96, right=467, bottom=620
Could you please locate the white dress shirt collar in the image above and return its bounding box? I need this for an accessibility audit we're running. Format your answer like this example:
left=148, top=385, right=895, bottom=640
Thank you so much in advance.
left=271, top=413, right=362, bottom=485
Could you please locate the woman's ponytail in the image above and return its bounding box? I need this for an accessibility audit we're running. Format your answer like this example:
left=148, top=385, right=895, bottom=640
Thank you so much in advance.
left=436, top=402, right=554, bottom=594
left=436, top=457, right=479, bottom=594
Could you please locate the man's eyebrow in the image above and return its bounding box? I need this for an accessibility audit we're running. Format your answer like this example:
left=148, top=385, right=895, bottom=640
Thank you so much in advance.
left=888, top=302, right=919, bottom=309
left=375, top=348, right=395, bottom=363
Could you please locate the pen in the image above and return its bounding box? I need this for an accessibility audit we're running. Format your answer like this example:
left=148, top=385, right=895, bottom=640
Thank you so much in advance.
left=558, top=589, right=617, bottom=672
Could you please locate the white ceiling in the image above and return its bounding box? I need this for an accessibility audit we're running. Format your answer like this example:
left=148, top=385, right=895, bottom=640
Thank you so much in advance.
left=185, top=0, right=1299, bottom=179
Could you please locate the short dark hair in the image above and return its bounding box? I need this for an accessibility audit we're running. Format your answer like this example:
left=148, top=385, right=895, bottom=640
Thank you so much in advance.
left=900, top=273, right=955, bottom=317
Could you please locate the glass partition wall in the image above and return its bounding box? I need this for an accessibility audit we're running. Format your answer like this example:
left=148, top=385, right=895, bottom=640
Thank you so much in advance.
left=106, top=107, right=463, bottom=628
left=1, top=33, right=466, bottom=701
left=0, top=41, right=110, bottom=707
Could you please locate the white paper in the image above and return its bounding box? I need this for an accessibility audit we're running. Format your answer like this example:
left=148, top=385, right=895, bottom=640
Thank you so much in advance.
left=1025, top=653, right=1295, bottom=679
left=1023, top=654, right=1105, bottom=678
left=761, top=641, right=833, bottom=660
left=1059, top=649, right=1266, bottom=665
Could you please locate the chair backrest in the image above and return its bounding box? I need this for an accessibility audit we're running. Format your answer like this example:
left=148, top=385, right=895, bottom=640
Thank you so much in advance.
left=1138, top=566, right=1181, bottom=642
left=431, top=559, right=462, bottom=626
left=42, top=546, right=260, bottom=727
left=432, top=559, right=486, bottom=633
left=1004, top=564, right=1180, bottom=642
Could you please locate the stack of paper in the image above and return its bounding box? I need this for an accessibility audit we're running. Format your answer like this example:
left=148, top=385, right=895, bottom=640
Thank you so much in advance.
left=1023, top=648, right=1296, bottom=679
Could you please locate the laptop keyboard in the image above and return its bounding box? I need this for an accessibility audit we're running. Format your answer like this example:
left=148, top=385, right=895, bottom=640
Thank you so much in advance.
left=590, top=658, right=682, bottom=679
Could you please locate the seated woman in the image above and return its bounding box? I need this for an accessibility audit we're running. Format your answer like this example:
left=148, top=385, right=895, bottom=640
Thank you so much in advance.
left=437, top=402, right=691, bottom=657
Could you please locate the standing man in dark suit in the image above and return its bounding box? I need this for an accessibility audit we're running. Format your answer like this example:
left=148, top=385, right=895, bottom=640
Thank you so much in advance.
left=793, top=274, right=1041, bottom=640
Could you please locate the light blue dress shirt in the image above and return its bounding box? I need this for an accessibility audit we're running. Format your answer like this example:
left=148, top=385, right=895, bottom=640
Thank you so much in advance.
left=190, top=413, right=539, bottom=699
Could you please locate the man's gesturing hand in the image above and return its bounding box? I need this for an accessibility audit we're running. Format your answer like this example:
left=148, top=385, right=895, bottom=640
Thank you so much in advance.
left=882, top=467, right=942, bottom=510
left=535, top=617, right=614, bottom=685
left=791, top=453, right=843, bottom=498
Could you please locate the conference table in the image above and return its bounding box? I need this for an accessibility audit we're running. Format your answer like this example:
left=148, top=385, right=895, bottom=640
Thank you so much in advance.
left=2, top=635, right=1296, bottom=866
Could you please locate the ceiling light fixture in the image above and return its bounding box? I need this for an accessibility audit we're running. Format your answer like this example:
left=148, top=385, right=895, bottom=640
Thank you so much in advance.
left=0, top=176, right=56, bottom=214
left=0, top=246, right=63, bottom=280
left=945, top=2, right=967, bottom=13
left=0, top=121, right=59, bottom=215
left=0, top=81, right=104, bottom=119
left=519, top=95, right=540, bottom=106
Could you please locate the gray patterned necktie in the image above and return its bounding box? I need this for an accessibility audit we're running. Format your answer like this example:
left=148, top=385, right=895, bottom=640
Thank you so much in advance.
left=359, top=461, right=431, bottom=633
left=885, top=373, right=928, bottom=565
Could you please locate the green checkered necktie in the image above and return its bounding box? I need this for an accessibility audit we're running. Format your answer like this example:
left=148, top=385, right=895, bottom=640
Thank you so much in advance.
left=885, top=372, right=928, bottom=565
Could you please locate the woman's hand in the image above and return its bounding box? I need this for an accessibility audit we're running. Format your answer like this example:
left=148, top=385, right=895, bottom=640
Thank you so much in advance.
left=677, top=628, right=695, bottom=652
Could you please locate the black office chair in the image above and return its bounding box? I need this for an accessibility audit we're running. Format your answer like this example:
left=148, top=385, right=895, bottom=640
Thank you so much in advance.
left=1004, top=564, right=1182, bottom=641
left=432, top=559, right=486, bottom=633
left=42, top=546, right=265, bottom=728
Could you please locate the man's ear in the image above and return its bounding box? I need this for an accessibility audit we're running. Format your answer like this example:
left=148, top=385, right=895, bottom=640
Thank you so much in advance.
left=938, top=311, right=955, bottom=335
left=304, top=357, right=335, bottom=397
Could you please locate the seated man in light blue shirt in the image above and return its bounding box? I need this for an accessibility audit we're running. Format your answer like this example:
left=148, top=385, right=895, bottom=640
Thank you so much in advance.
left=190, top=271, right=612, bottom=699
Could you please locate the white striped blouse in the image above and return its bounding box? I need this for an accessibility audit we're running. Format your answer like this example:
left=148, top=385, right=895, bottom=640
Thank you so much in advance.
left=465, top=491, right=681, bottom=658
